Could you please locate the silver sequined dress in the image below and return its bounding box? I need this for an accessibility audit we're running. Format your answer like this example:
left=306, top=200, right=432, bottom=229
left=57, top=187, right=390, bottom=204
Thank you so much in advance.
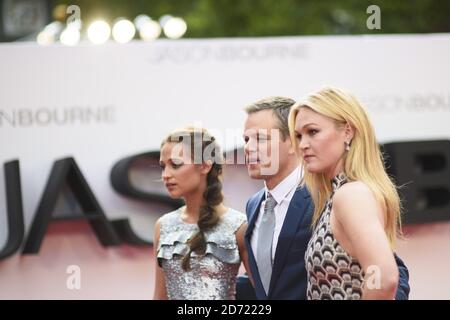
left=157, top=208, right=247, bottom=300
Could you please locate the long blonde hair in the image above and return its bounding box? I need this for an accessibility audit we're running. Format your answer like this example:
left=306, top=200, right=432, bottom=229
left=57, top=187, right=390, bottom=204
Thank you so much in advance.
left=288, top=87, right=402, bottom=247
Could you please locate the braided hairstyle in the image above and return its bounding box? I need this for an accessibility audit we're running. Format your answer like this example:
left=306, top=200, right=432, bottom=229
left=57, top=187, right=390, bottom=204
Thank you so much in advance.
left=161, top=126, right=224, bottom=271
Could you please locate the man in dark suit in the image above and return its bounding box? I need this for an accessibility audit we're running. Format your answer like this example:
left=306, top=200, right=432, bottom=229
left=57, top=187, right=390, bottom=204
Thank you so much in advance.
left=237, top=96, right=410, bottom=300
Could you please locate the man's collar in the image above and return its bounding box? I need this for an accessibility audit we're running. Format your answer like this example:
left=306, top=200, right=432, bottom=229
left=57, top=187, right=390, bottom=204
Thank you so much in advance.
left=264, top=167, right=301, bottom=204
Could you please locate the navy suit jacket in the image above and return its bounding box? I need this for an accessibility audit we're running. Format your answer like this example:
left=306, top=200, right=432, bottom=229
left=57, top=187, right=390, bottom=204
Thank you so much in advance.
left=239, top=186, right=410, bottom=300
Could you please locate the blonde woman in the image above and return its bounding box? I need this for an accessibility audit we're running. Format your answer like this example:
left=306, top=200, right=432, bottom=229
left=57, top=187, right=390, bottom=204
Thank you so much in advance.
left=288, top=87, right=404, bottom=300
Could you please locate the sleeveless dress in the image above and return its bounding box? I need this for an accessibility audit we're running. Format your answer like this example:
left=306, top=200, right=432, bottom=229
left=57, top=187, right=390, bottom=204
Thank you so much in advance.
left=157, top=207, right=247, bottom=300
left=305, top=173, right=365, bottom=300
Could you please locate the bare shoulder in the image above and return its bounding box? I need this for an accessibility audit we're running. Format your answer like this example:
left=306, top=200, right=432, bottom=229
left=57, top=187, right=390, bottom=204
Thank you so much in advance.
left=154, top=217, right=162, bottom=230
left=235, top=220, right=248, bottom=252
left=236, top=220, right=248, bottom=234
left=333, top=181, right=381, bottom=221
left=334, top=181, right=376, bottom=204
left=153, top=217, right=163, bottom=241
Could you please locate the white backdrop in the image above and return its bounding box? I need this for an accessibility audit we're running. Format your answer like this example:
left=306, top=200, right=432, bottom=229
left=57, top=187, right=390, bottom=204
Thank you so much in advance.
left=1, top=34, right=450, bottom=249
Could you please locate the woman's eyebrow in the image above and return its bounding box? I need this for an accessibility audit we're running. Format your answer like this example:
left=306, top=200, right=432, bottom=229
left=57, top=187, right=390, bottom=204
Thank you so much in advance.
left=299, top=122, right=318, bottom=130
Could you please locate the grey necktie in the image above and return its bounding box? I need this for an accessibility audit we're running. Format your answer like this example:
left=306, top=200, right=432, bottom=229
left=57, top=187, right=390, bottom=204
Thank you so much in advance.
left=256, top=192, right=277, bottom=295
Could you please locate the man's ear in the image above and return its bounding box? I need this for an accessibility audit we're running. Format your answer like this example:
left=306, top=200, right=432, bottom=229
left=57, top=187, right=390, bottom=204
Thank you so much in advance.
left=200, top=160, right=213, bottom=175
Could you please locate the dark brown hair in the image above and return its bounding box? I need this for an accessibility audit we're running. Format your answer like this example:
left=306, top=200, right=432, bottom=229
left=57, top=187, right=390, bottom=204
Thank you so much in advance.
left=162, top=126, right=224, bottom=270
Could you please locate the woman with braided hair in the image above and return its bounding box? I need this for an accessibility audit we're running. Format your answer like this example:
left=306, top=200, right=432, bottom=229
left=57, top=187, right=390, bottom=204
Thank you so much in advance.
left=153, top=126, right=252, bottom=300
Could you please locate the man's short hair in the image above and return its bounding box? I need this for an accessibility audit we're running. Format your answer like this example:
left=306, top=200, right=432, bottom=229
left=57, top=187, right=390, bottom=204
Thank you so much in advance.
left=244, top=96, right=296, bottom=140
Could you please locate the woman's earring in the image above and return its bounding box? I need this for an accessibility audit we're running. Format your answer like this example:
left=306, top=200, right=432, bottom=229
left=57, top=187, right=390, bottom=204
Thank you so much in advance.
left=345, top=141, right=350, bottom=151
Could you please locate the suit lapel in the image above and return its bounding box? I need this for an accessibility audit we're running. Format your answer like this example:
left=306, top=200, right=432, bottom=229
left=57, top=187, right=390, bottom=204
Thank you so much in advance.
left=268, top=187, right=310, bottom=295
left=245, top=190, right=264, bottom=240
left=245, top=190, right=266, bottom=299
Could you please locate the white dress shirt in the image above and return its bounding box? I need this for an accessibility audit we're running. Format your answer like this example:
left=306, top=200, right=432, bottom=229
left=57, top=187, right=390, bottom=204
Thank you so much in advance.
left=250, top=167, right=301, bottom=261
